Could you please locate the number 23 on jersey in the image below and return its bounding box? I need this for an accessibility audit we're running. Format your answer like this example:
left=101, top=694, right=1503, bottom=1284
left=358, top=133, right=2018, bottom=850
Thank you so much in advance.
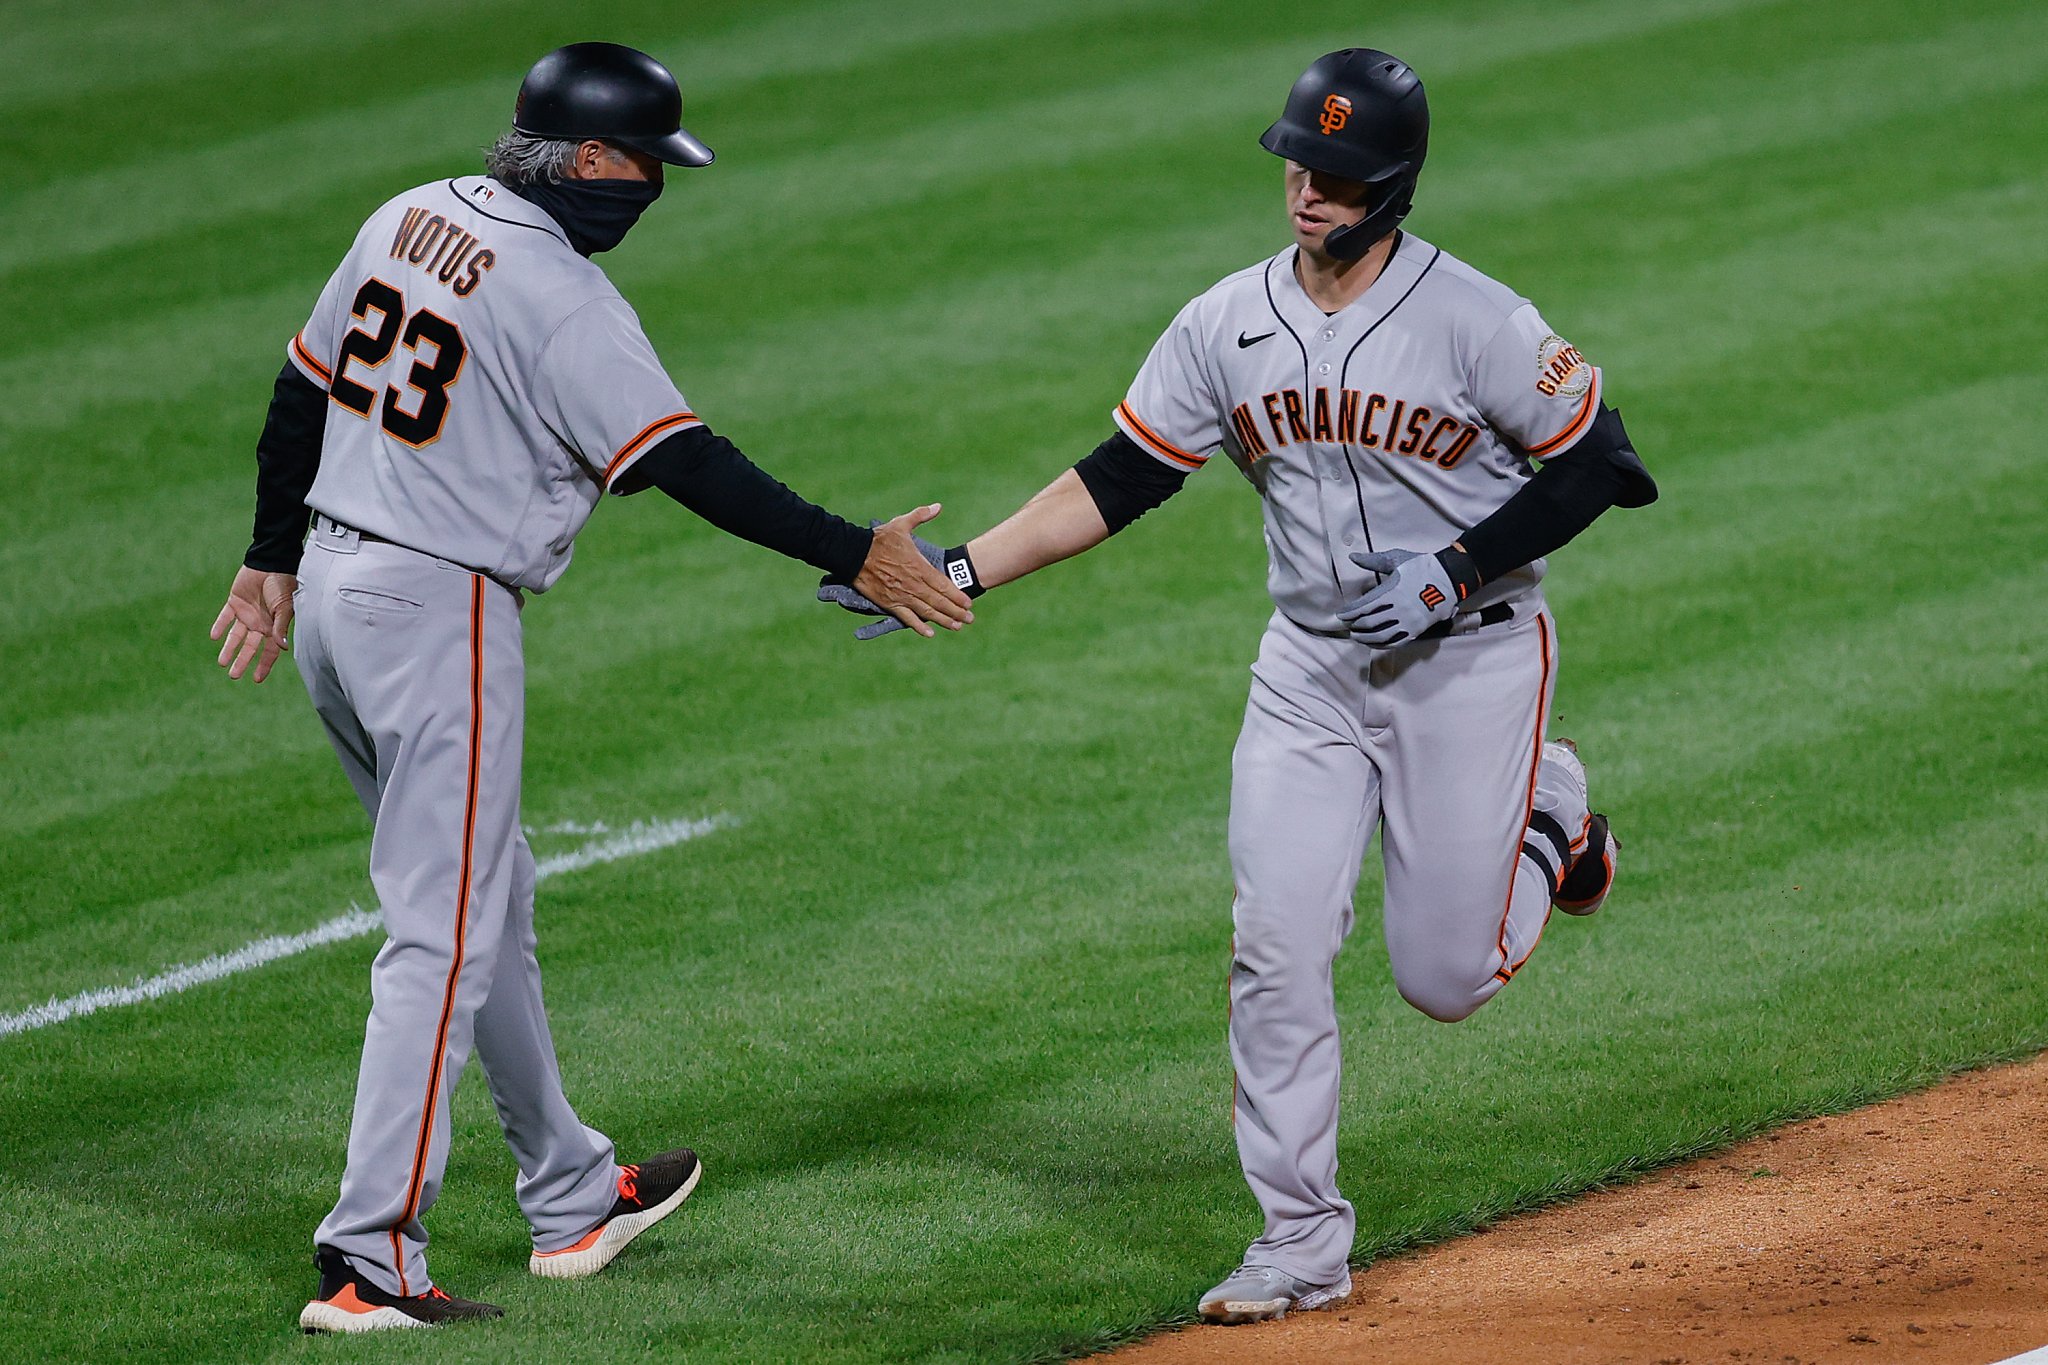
left=329, top=278, right=466, bottom=448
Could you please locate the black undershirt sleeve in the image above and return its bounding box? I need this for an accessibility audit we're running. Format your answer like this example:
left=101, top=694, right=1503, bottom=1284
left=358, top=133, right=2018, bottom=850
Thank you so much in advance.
left=1073, top=429, right=1192, bottom=534
left=245, top=361, right=327, bottom=573
left=613, top=424, right=873, bottom=581
left=1454, top=404, right=1657, bottom=587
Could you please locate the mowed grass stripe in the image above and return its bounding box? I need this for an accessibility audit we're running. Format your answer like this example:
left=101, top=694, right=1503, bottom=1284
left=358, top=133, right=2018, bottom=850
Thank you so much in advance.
left=1424, top=6, right=2048, bottom=269
left=0, top=0, right=1254, bottom=377
left=0, top=0, right=487, bottom=113
left=0, top=0, right=1181, bottom=201
left=0, top=0, right=1785, bottom=403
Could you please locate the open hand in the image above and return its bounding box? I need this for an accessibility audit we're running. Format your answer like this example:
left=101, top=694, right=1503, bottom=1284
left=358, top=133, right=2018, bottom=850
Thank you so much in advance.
left=210, top=566, right=297, bottom=682
left=851, top=505, right=974, bottom=638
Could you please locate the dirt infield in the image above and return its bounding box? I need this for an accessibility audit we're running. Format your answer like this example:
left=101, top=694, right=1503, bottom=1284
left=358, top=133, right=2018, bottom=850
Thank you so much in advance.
left=1112, top=1053, right=2048, bottom=1365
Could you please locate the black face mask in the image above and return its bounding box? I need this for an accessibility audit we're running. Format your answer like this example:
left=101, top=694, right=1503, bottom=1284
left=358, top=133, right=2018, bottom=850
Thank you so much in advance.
left=507, top=177, right=664, bottom=256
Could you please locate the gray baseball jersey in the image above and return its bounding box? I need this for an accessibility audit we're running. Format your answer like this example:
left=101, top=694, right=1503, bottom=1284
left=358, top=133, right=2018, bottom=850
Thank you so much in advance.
left=1120, top=233, right=1614, bottom=1288
left=287, top=175, right=701, bottom=591
left=1113, top=232, right=1601, bottom=631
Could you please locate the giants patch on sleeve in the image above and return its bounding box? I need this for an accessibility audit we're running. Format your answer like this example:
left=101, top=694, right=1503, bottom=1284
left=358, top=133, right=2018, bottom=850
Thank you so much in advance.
left=1535, top=334, right=1592, bottom=399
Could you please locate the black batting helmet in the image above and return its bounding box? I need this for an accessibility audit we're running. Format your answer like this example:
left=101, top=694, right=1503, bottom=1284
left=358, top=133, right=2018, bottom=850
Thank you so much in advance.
left=514, top=42, right=714, bottom=168
left=1260, top=49, right=1427, bottom=259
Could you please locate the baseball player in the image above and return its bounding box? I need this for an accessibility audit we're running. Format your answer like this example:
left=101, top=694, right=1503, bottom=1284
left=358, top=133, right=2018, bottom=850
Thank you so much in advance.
left=208, top=43, right=974, bottom=1333
left=823, top=49, right=1655, bottom=1322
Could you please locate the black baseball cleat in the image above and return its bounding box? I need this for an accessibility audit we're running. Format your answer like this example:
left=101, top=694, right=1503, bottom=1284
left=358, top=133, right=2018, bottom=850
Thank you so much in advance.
left=298, top=1246, right=503, bottom=1333
left=529, top=1147, right=702, bottom=1279
left=1542, top=738, right=1620, bottom=916
left=1555, top=812, right=1620, bottom=915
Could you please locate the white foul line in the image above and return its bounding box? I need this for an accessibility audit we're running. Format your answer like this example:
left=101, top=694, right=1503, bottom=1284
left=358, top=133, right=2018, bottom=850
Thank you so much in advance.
left=0, top=814, right=736, bottom=1039
left=1992, top=1347, right=2048, bottom=1364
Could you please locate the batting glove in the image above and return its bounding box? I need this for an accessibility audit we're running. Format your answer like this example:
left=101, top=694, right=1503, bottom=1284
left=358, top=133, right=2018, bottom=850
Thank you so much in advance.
left=816, top=535, right=982, bottom=640
left=1339, top=548, right=1465, bottom=647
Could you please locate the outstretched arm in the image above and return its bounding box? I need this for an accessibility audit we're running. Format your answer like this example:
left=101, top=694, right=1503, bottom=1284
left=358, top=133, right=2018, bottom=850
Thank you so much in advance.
left=618, top=423, right=974, bottom=636
left=818, top=430, right=1193, bottom=638
left=960, top=468, right=1108, bottom=588
left=969, top=429, right=1190, bottom=585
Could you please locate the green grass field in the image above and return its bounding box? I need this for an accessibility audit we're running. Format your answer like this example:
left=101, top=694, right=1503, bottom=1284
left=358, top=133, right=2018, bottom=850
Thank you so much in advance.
left=4, top=0, right=2046, bottom=1359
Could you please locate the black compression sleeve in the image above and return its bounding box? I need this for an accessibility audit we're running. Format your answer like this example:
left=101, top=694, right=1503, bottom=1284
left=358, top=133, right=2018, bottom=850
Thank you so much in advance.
left=616, top=424, right=874, bottom=581
left=1458, top=438, right=1628, bottom=584
left=1073, top=429, right=1191, bottom=534
left=245, top=362, right=327, bottom=573
left=1459, top=403, right=1658, bottom=583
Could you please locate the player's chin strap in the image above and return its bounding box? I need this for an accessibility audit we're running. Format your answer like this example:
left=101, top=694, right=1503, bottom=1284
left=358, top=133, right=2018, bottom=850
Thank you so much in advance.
left=1321, top=167, right=1417, bottom=261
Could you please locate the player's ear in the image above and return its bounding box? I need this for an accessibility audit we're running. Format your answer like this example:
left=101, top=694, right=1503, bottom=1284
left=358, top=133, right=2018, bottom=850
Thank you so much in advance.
left=567, top=140, right=608, bottom=181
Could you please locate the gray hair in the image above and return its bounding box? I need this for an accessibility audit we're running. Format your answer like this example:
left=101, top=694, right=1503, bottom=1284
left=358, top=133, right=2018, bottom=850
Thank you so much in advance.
left=482, top=129, right=583, bottom=185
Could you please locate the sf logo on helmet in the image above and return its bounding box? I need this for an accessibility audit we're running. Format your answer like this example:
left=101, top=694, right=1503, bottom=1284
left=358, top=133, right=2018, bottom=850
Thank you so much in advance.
left=1319, top=93, right=1353, bottom=134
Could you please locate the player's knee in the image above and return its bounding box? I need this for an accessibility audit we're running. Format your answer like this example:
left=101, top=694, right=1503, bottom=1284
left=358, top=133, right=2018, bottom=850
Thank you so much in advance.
left=1391, top=959, right=1498, bottom=1024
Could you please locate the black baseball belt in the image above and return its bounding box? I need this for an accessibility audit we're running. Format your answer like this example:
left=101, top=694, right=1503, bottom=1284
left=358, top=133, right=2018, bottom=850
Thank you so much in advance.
left=313, top=513, right=396, bottom=546
left=1298, top=600, right=1517, bottom=642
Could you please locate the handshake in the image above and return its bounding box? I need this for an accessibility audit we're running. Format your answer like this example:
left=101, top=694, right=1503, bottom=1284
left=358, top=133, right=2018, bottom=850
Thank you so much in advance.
left=817, top=504, right=984, bottom=640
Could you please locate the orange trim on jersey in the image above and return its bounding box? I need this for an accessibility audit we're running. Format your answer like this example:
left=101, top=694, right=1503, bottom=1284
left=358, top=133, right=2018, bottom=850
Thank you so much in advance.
left=1492, top=613, right=1555, bottom=984
left=1526, top=369, right=1601, bottom=458
left=604, top=411, right=698, bottom=484
left=390, top=574, right=487, bottom=1296
left=1116, top=402, right=1207, bottom=471
left=290, top=332, right=333, bottom=386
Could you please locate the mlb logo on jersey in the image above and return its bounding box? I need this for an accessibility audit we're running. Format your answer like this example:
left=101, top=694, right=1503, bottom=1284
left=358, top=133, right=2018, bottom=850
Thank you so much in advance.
left=1319, top=94, right=1353, bottom=134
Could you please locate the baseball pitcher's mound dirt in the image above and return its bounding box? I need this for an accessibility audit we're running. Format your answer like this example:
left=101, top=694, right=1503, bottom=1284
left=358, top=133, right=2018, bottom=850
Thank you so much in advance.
left=1110, top=1052, right=2048, bottom=1365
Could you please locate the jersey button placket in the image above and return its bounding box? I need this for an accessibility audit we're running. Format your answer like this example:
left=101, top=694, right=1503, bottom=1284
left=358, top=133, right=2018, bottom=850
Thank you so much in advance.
left=1321, top=324, right=1369, bottom=576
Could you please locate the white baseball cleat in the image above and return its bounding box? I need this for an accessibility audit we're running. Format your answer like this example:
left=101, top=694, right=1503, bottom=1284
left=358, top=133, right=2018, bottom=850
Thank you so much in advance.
left=1197, top=1262, right=1353, bottom=1324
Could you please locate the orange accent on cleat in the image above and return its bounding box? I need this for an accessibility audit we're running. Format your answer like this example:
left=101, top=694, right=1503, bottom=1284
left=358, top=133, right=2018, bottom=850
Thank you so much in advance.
left=325, top=1284, right=380, bottom=1315
left=533, top=1222, right=608, bottom=1257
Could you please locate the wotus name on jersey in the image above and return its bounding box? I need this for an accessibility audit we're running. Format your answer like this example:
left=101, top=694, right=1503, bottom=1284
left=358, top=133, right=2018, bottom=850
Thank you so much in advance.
left=387, top=207, right=497, bottom=297
left=1230, top=387, right=1482, bottom=469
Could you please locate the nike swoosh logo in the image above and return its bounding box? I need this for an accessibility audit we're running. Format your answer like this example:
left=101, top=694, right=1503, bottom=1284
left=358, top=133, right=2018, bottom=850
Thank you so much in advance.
left=1238, top=330, right=1276, bottom=349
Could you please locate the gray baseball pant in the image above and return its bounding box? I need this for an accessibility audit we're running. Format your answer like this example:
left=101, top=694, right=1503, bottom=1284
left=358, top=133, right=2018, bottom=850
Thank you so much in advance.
left=294, top=521, right=618, bottom=1296
left=1227, top=602, right=1586, bottom=1285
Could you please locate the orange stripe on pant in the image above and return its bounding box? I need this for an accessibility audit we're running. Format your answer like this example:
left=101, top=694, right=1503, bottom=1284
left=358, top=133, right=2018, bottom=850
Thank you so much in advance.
left=389, top=573, right=486, bottom=1295
left=1491, top=614, right=1554, bottom=984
